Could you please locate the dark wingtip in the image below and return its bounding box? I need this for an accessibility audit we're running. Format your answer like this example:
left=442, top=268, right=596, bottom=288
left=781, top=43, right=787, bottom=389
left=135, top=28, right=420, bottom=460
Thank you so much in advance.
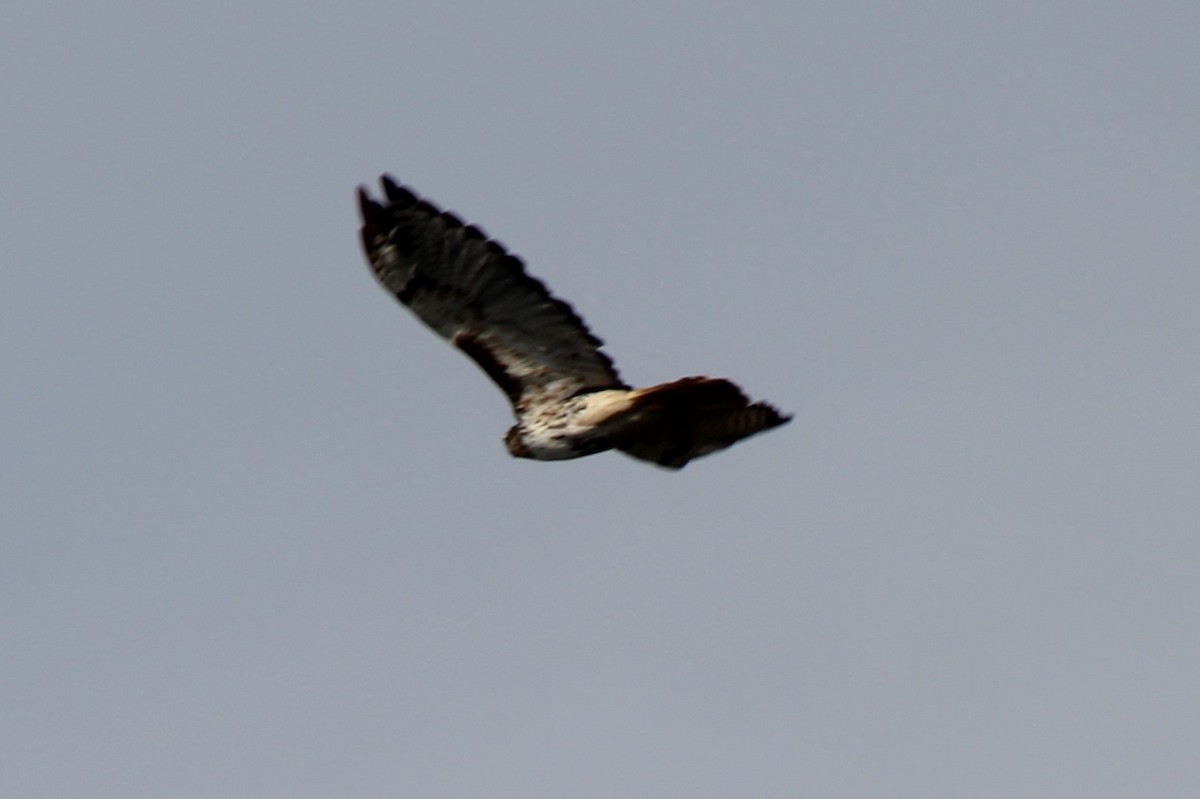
left=357, top=186, right=390, bottom=228
left=380, top=174, right=417, bottom=207
left=763, top=404, right=793, bottom=428
left=356, top=185, right=373, bottom=214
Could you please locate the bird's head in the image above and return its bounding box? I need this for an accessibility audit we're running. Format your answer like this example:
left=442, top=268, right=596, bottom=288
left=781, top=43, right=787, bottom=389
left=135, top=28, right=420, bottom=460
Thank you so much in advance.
left=504, top=426, right=533, bottom=459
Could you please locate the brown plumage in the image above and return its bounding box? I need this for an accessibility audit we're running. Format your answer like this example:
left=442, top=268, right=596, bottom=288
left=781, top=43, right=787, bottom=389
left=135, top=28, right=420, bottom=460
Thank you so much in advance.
left=357, top=176, right=790, bottom=469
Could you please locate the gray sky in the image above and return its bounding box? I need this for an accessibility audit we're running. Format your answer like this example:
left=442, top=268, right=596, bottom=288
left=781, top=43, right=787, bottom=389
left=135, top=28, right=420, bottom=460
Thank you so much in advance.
left=5, top=2, right=1199, bottom=796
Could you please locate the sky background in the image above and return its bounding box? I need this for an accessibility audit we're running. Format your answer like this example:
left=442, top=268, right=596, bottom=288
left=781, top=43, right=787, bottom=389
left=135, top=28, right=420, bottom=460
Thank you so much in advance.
left=4, top=2, right=1199, bottom=797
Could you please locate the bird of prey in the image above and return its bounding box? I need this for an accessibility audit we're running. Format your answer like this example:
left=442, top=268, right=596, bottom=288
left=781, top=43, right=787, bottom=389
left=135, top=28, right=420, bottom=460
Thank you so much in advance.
left=357, top=176, right=790, bottom=469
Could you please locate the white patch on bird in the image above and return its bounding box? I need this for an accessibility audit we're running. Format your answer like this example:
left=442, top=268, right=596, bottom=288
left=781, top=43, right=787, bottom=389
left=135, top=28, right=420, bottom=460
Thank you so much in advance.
left=513, top=389, right=637, bottom=460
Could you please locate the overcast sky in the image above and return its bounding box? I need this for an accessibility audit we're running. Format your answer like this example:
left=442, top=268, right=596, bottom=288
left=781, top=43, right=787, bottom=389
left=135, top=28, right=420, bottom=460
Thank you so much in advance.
left=4, top=2, right=1199, bottom=797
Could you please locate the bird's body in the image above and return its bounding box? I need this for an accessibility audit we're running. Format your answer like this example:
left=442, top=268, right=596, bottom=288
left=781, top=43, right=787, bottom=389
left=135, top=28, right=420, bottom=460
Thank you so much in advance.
left=357, top=176, right=790, bottom=469
left=502, top=388, right=638, bottom=461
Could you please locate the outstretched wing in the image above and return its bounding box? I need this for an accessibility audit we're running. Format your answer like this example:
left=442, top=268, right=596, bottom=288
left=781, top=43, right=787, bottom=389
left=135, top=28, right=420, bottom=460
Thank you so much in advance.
left=358, top=176, right=627, bottom=412
left=614, top=377, right=792, bottom=469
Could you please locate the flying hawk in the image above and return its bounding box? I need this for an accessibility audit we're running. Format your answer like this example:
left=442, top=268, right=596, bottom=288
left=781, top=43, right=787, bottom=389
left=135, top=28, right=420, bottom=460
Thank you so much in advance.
left=357, top=176, right=790, bottom=469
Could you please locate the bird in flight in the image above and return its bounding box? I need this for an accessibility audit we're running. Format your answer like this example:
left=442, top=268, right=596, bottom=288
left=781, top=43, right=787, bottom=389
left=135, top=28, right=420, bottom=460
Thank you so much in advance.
left=357, top=176, right=790, bottom=469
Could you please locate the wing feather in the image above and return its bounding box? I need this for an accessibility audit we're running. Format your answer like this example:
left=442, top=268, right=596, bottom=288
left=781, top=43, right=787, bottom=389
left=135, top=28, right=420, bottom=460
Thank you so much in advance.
left=358, top=176, right=627, bottom=411
left=613, top=378, right=792, bottom=469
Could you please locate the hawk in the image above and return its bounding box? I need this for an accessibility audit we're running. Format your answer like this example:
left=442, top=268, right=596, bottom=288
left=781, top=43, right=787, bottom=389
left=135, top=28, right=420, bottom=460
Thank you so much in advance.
left=357, top=176, right=790, bottom=469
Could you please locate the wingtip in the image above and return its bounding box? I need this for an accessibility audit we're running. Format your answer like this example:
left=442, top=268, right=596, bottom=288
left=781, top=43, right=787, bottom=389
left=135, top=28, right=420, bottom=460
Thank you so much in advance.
left=357, top=185, right=389, bottom=227
left=380, top=174, right=417, bottom=206
left=753, top=402, right=793, bottom=430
